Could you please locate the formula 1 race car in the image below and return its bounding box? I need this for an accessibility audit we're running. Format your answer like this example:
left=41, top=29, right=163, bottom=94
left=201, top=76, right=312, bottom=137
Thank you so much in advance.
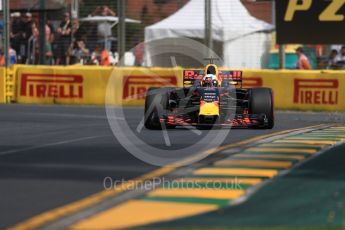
left=144, top=59, right=274, bottom=129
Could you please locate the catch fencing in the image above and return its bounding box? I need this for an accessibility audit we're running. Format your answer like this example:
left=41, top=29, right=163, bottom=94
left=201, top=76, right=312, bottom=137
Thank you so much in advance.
left=2, top=0, right=272, bottom=68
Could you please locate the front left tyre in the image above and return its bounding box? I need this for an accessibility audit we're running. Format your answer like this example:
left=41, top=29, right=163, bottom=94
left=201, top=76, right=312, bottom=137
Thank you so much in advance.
left=144, top=87, right=175, bottom=130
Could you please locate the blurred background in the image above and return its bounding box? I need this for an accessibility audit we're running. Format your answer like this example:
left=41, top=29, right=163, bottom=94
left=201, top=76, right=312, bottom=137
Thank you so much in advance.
left=0, top=0, right=341, bottom=69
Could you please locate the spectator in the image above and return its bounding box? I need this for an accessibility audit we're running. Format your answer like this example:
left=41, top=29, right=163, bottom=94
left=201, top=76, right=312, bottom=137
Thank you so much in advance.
left=56, top=12, right=72, bottom=65
left=73, top=19, right=85, bottom=41
left=9, top=46, right=17, bottom=65
left=45, top=42, right=53, bottom=65
left=331, top=44, right=342, bottom=53
left=91, top=44, right=102, bottom=65
left=101, top=45, right=111, bottom=66
left=71, top=19, right=80, bottom=36
left=20, top=12, right=34, bottom=63
left=43, top=20, right=55, bottom=65
left=93, top=5, right=116, bottom=51
left=27, top=25, right=39, bottom=64
left=70, top=39, right=90, bottom=64
left=10, top=12, right=23, bottom=58
left=46, top=17, right=55, bottom=43
left=327, top=49, right=338, bottom=69
left=45, top=38, right=54, bottom=65
left=134, top=41, right=144, bottom=66
left=0, top=49, right=3, bottom=66
left=334, top=46, right=345, bottom=69
left=0, top=47, right=17, bottom=65
left=45, top=22, right=52, bottom=44
left=46, top=17, right=57, bottom=65
left=91, top=44, right=110, bottom=66
left=23, top=13, right=34, bottom=41
left=92, top=5, right=116, bottom=17
left=295, top=47, right=311, bottom=70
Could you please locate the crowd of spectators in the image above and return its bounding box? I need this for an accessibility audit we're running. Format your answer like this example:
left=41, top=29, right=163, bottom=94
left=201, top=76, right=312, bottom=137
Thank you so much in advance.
left=2, top=7, right=344, bottom=69
left=1, top=5, right=129, bottom=66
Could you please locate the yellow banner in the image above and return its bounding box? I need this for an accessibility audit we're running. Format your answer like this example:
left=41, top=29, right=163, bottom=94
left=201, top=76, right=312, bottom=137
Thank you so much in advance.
left=0, top=67, right=5, bottom=103
left=12, top=65, right=345, bottom=111
left=16, top=65, right=113, bottom=104
left=107, top=67, right=182, bottom=106
left=15, top=66, right=181, bottom=106
left=243, top=70, right=345, bottom=111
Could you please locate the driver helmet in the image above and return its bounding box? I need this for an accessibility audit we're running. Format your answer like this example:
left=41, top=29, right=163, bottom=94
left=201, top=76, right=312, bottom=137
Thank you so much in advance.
left=202, top=74, right=218, bottom=87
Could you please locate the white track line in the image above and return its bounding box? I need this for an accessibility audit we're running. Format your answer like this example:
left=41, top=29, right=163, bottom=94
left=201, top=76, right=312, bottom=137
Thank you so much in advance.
left=21, top=112, right=125, bottom=120
left=0, top=135, right=107, bottom=157
left=0, top=162, right=152, bottom=173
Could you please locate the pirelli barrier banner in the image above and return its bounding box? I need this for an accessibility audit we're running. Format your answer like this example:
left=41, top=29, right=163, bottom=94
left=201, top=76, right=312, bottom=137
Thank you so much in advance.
left=12, top=65, right=345, bottom=111
left=15, top=65, right=181, bottom=106
left=16, top=65, right=113, bottom=104
left=114, top=68, right=181, bottom=106
left=243, top=70, right=345, bottom=111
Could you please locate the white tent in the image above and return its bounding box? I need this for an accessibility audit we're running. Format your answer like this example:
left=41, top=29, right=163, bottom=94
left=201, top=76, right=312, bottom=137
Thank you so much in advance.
left=145, top=0, right=274, bottom=68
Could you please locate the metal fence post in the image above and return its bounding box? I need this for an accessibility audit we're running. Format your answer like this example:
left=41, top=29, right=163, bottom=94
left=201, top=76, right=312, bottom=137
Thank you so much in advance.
left=204, top=0, right=212, bottom=54
left=272, top=0, right=285, bottom=69
left=39, top=0, right=46, bottom=65
left=118, top=0, right=126, bottom=66
left=279, top=44, right=285, bottom=69
left=3, top=0, right=10, bottom=67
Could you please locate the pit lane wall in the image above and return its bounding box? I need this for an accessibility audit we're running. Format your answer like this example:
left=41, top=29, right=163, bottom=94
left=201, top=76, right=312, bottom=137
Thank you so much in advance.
left=7, top=65, right=345, bottom=111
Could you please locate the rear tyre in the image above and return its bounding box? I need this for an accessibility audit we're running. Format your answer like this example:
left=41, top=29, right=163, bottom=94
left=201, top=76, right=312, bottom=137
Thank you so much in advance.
left=144, top=88, right=175, bottom=130
left=248, top=88, right=274, bottom=129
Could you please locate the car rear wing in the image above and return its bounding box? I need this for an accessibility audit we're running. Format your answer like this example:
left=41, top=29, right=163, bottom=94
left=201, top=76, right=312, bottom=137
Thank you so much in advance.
left=183, top=70, right=243, bottom=87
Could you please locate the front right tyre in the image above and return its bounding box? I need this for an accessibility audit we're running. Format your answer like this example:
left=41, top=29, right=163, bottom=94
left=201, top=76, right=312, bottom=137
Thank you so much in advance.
left=248, top=88, right=274, bottom=129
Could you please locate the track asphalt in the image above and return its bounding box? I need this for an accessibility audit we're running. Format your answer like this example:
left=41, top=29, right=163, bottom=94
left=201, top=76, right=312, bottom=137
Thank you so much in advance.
left=0, top=104, right=344, bottom=229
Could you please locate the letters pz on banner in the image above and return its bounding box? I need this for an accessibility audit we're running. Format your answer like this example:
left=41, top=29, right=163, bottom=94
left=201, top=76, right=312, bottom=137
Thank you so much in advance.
left=276, top=0, right=345, bottom=44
